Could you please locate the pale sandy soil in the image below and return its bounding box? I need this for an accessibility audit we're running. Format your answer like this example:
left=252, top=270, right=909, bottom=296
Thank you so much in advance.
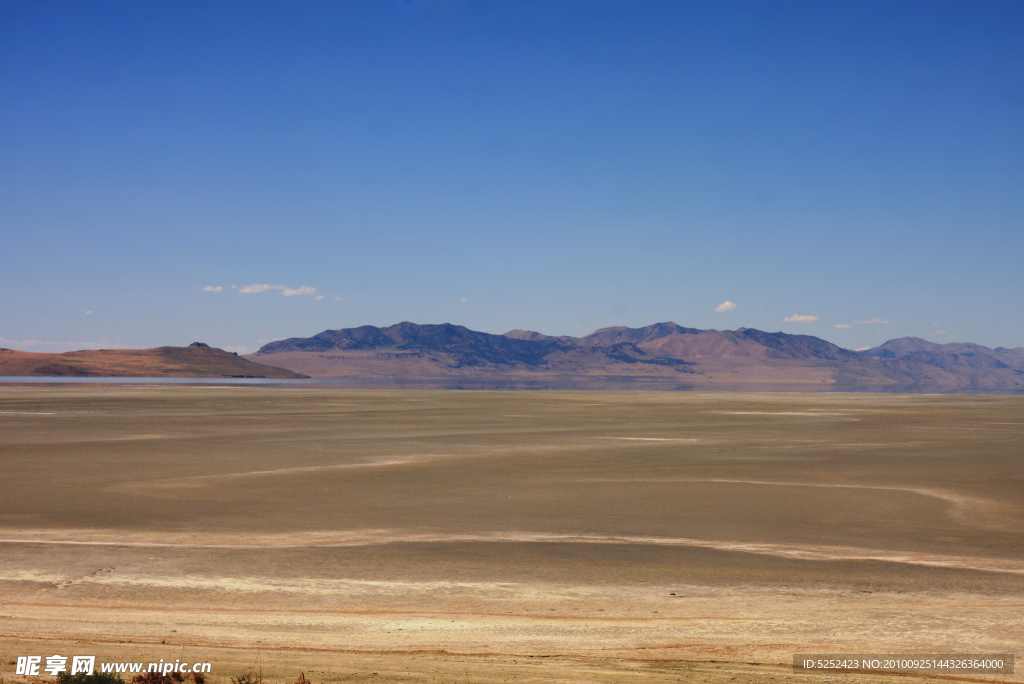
left=0, top=387, right=1021, bottom=683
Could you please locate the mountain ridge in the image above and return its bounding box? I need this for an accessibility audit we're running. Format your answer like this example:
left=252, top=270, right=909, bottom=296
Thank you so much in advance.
left=249, top=322, right=1024, bottom=390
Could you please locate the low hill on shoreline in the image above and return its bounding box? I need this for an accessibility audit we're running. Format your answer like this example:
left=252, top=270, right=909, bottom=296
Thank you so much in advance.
left=0, top=342, right=308, bottom=379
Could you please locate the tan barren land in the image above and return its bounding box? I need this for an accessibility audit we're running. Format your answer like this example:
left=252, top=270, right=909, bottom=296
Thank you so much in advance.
left=0, top=387, right=1021, bottom=683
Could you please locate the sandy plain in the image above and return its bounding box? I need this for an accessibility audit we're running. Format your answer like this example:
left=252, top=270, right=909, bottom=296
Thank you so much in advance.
left=0, top=386, right=1021, bottom=684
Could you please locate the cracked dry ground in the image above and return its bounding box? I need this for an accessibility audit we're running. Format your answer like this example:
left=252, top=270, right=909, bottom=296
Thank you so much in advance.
left=0, top=387, right=1021, bottom=683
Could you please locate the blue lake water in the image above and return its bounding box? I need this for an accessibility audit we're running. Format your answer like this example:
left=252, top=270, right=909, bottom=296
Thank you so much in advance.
left=0, top=375, right=1020, bottom=394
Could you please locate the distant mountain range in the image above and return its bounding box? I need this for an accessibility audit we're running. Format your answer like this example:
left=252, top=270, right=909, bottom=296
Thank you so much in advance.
left=250, top=322, right=1024, bottom=390
left=3, top=323, right=1018, bottom=390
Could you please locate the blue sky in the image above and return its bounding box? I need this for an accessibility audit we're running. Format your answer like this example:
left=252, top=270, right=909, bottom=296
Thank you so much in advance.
left=1, top=0, right=1021, bottom=353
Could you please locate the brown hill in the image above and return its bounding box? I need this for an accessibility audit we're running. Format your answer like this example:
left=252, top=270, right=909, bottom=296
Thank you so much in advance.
left=248, top=322, right=1023, bottom=390
left=0, top=342, right=308, bottom=379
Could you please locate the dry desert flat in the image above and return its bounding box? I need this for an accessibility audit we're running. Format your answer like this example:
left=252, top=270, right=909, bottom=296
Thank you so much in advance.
left=0, top=386, right=1022, bottom=683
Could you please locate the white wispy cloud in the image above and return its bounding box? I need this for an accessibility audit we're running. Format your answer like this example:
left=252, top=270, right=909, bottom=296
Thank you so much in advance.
left=855, top=317, right=889, bottom=324
left=315, top=295, right=324, bottom=300
left=715, top=301, right=737, bottom=312
left=239, top=284, right=317, bottom=296
left=783, top=314, right=819, bottom=323
left=934, top=329, right=948, bottom=335
left=834, top=324, right=852, bottom=329
left=855, top=346, right=871, bottom=352
left=203, top=285, right=223, bottom=292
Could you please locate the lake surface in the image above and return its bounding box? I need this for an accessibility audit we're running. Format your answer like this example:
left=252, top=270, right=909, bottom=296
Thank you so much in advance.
left=1, top=375, right=1021, bottom=393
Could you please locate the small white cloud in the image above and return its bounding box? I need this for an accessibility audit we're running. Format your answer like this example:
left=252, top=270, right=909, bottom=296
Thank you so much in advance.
left=223, top=345, right=254, bottom=355
left=239, top=284, right=316, bottom=296
left=84, top=311, right=93, bottom=315
left=315, top=295, right=324, bottom=300
left=231, top=285, right=238, bottom=289
left=934, top=329, right=947, bottom=335
left=240, top=283, right=277, bottom=294
left=333, top=296, right=341, bottom=301
left=714, top=301, right=737, bottom=312
left=282, top=285, right=316, bottom=297
left=834, top=324, right=852, bottom=329
left=203, top=285, right=223, bottom=292
left=783, top=314, right=818, bottom=323
left=855, top=318, right=889, bottom=325
left=855, top=346, right=871, bottom=352
left=460, top=297, right=468, bottom=302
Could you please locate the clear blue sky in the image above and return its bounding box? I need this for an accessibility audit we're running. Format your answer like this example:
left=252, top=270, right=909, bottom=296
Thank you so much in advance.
left=2, top=1, right=1021, bottom=353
